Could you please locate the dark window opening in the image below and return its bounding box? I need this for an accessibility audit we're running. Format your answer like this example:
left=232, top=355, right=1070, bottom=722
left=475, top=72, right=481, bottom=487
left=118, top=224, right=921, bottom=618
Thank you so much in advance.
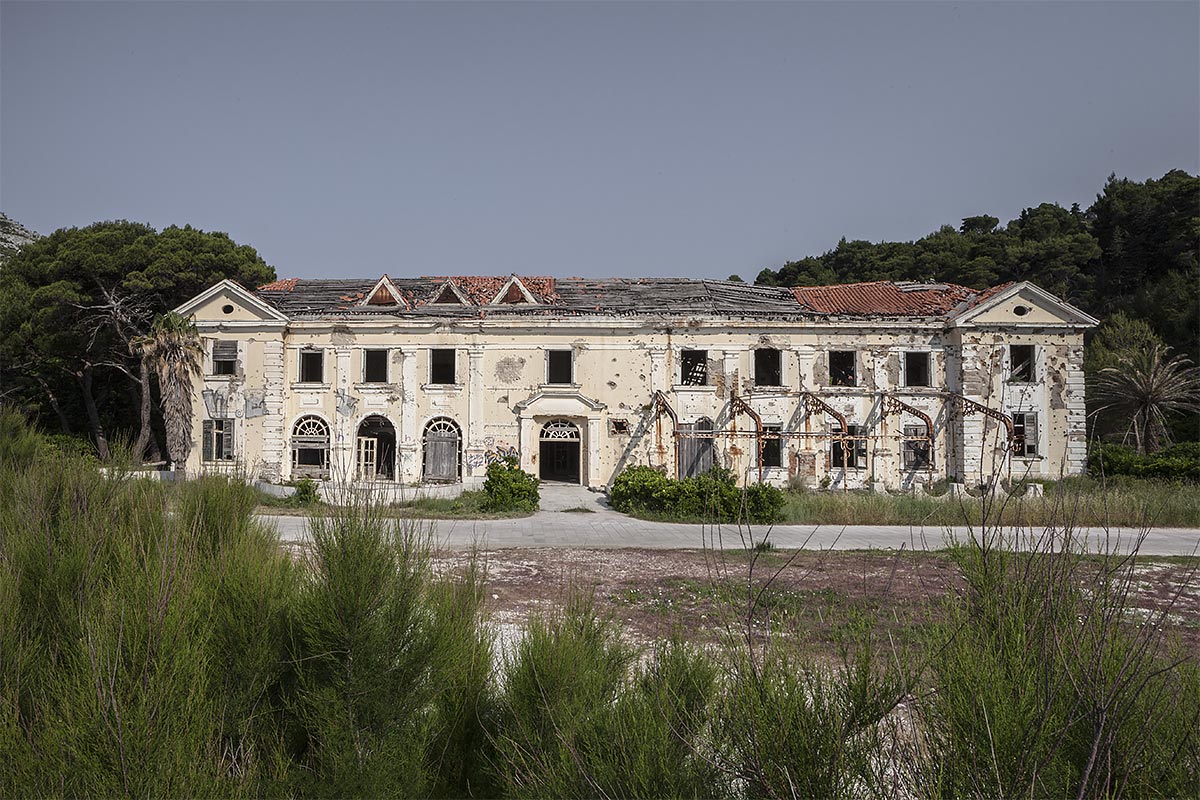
left=762, top=425, right=783, bottom=468
left=430, top=349, right=456, bottom=384
left=299, top=350, right=324, bottom=383
left=1010, top=345, right=1035, bottom=382
left=680, top=349, right=708, bottom=386
left=432, top=285, right=464, bottom=305
left=902, top=424, right=932, bottom=468
left=830, top=351, right=856, bottom=387
left=905, top=352, right=931, bottom=387
left=201, top=419, right=234, bottom=461
left=211, top=340, right=237, bottom=376
left=608, top=418, right=630, bottom=435
left=755, top=348, right=782, bottom=386
left=547, top=350, right=573, bottom=384
left=363, top=349, right=388, bottom=383
left=831, top=424, right=868, bottom=469
left=1013, top=412, right=1039, bottom=457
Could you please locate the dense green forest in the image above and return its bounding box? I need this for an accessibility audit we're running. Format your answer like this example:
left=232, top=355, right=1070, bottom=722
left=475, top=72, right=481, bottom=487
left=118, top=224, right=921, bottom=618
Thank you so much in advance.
left=756, top=170, right=1199, bottom=366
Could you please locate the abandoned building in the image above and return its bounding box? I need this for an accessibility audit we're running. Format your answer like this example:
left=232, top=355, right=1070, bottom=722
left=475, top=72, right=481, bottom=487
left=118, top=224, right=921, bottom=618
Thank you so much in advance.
left=173, top=275, right=1096, bottom=494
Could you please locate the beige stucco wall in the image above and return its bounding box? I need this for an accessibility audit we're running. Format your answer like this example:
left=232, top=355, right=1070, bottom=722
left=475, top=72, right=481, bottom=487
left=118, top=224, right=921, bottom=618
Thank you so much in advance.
left=181, top=299, right=1089, bottom=496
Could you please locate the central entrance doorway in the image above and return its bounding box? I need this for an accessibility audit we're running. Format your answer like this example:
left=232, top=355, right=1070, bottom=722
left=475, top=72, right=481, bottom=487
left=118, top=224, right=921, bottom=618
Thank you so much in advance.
left=539, top=419, right=581, bottom=483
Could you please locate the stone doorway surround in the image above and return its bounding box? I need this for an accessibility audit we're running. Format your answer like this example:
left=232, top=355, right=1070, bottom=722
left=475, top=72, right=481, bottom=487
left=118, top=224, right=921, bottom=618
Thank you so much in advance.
left=513, top=390, right=606, bottom=489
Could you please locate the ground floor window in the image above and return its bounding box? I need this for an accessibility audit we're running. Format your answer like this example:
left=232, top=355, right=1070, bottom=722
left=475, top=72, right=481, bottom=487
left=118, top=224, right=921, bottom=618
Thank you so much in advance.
left=679, top=417, right=715, bottom=477
left=761, top=425, right=783, bottom=468
left=1013, top=412, right=1039, bottom=457
left=423, top=417, right=462, bottom=482
left=202, top=418, right=234, bottom=462
left=356, top=415, right=396, bottom=480
left=902, top=424, right=932, bottom=468
left=292, top=415, right=330, bottom=479
left=831, top=424, right=868, bottom=469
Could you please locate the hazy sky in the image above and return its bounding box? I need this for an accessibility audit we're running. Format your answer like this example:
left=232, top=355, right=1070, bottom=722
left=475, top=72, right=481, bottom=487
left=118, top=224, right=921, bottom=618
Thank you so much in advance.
left=2, top=1, right=1197, bottom=281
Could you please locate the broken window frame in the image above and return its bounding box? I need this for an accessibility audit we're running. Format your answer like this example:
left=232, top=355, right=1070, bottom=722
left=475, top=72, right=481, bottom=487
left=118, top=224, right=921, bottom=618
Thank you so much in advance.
left=608, top=418, right=630, bottom=436
left=362, top=349, right=389, bottom=383
left=201, top=418, right=235, bottom=462
left=829, top=351, right=856, bottom=387
left=210, top=340, right=238, bottom=376
left=546, top=349, right=573, bottom=385
left=680, top=349, right=708, bottom=386
left=901, top=424, right=932, bottom=468
left=904, top=351, right=931, bottom=388
left=291, top=415, right=330, bottom=479
left=831, top=423, right=868, bottom=469
left=761, top=424, right=783, bottom=468
left=1012, top=412, right=1039, bottom=457
left=430, top=348, right=457, bottom=385
left=298, top=349, right=324, bottom=384
left=754, top=348, right=783, bottom=387
left=1009, top=344, right=1036, bottom=383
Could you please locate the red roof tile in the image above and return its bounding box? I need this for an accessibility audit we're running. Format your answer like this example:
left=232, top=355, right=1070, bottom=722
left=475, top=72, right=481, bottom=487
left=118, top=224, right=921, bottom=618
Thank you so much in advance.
left=258, top=278, right=299, bottom=292
left=790, top=281, right=980, bottom=316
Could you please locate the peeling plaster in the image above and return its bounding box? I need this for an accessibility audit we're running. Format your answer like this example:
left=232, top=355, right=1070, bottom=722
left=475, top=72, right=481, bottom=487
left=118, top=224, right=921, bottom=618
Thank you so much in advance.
left=494, top=356, right=525, bottom=382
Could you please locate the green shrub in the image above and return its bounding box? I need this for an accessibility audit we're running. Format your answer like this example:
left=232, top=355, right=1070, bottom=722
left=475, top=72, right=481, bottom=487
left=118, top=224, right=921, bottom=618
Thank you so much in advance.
left=610, top=464, right=784, bottom=523
left=289, top=477, right=321, bottom=505
left=1089, top=441, right=1200, bottom=482
left=482, top=457, right=539, bottom=512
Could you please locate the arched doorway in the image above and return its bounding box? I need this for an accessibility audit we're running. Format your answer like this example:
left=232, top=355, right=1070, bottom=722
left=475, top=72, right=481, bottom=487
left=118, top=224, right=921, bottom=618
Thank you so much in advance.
left=423, top=417, right=462, bottom=483
left=539, top=419, right=581, bottom=483
left=356, top=415, right=396, bottom=481
left=679, top=417, right=714, bottom=478
left=292, top=415, right=330, bottom=479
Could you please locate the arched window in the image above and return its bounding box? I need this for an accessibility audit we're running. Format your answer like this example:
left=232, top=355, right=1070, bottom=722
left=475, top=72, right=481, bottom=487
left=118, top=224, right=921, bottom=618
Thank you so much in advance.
left=540, top=419, right=580, bottom=440
left=422, top=417, right=462, bottom=483
left=292, top=415, right=330, bottom=479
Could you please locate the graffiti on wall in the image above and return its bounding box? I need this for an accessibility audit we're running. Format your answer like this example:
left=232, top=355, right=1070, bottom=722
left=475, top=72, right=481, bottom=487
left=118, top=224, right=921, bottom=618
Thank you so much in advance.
left=467, top=437, right=520, bottom=470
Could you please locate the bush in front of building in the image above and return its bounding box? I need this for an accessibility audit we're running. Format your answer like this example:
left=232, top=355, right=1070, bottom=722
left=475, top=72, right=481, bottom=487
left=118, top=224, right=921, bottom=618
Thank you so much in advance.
left=609, top=464, right=784, bottom=524
left=482, top=458, right=540, bottom=512
left=1088, top=442, right=1200, bottom=483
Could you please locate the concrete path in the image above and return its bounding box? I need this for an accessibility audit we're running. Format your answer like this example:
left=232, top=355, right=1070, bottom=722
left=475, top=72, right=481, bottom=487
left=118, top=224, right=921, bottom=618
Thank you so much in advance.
left=263, top=508, right=1200, bottom=557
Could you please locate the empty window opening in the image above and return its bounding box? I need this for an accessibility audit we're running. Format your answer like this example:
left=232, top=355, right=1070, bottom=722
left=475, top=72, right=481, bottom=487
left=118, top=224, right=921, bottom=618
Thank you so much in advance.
left=547, top=350, right=573, bottom=384
left=211, top=340, right=237, bottom=376
left=299, top=350, right=324, bottom=383
left=1013, top=412, right=1039, bottom=457
left=430, top=349, right=456, bottom=384
left=291, top=416, right=330, bottom=479
left=755, top=348, right=782, bottom=386
left=202, top=419, right=234, bottom=461
left=761, top=425, right=783, bottom=468
left=902, top=424, right=932, bottom=469
left=608, top=418, right=630, bottom=436
left=1010, top=345, right=1035, bottom=382
left=831, top=424, right=868, bottom=469
left=830, top=351, right=856, bottom=387
left=363, top=349, right=388, bottom=383
left=423, top=417, right=462, bottom=482
left=680, top=349, right=708, bottom=386
left=905, top=352, right=931, bottom=387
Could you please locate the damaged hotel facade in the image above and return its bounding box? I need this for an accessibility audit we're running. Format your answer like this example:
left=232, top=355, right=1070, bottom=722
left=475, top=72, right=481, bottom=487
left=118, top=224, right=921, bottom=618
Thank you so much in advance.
left=174, top=275, right=1096, bottom=493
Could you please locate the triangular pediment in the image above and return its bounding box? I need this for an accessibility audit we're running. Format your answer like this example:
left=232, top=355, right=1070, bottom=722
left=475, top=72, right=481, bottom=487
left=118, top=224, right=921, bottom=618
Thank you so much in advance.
left=513, top=390, right=606, bottom=416
left=361, top=275, right=408, bottom=308
left=173, top=279, right=289, bottom=322
left=952, top=282, right=1098, bottom=328
left=491, top=275, right=538, bottom=305
left=429, top=281, right=471, bottom=306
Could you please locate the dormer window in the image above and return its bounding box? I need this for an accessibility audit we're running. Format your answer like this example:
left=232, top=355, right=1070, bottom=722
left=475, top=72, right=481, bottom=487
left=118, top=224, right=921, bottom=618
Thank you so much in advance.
left=430, top=281, right=470, bottom=305
left=491, top=276, right=538, bottom=305
left=361, top=275, right=407, bottom=308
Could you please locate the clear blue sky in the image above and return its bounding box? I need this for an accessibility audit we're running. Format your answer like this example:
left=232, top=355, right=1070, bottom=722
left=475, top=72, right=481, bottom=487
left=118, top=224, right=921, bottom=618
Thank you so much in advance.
left=3, top=1, right=1197, bottom=281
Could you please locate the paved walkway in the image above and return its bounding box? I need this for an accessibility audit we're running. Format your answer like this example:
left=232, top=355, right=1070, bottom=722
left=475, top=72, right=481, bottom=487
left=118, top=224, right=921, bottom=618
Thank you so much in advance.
left=264, top=505, right=1200, bottom=556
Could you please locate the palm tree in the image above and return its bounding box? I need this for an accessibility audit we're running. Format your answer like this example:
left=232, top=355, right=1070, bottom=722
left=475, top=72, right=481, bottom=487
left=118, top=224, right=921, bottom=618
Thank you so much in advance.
left=133, top=313, right=203, bottom=473
left=1095, top=343, right=1200, bottom=454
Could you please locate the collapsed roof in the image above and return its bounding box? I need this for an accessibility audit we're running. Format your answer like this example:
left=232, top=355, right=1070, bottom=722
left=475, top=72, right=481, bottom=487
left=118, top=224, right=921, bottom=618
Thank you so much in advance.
left=252, top=275, right=1015, bottom=320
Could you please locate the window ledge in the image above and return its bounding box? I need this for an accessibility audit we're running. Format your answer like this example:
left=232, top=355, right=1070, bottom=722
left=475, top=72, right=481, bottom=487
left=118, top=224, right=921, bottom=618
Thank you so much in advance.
left=672, top=384, right=717, bottom=392
left=353, top=382, right=396, bottom=391
left=746, top=384, right=787, bottom=393
left=539, top=382, right=581, bottom=391
left=291, top=382, right=331, bottom=391
left=421, top=383, right=463, bottom=392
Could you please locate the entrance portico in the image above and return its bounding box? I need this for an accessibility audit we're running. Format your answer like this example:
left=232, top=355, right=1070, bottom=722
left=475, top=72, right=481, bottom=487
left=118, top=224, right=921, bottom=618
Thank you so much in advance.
left=513, top=390, right=606, bottom=489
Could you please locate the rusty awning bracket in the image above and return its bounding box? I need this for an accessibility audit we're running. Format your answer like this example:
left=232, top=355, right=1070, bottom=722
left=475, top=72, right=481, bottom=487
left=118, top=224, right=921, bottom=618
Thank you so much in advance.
left=730, top=394, right=765, bottom=482
left=881, top=393, right=936, bottom=470
left=943, top=392, right=1018, bottom=454
left=651, top=390, right=681, bottom=476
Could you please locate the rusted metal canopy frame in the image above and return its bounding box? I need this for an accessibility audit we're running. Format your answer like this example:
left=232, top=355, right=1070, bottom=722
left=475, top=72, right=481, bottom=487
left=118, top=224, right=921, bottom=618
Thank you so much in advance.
left=651, top=390, right=681, bottom=477
left=942, top=392, right=1019, bottom=455
left=880, top=393, right=936, bottom=471
left=729, top=395, right=765, bottom=482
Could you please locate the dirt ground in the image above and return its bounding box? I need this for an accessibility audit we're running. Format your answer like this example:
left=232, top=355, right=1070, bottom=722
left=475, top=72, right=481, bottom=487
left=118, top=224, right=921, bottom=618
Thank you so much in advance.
left=432, top=547, right=1200, bottom=657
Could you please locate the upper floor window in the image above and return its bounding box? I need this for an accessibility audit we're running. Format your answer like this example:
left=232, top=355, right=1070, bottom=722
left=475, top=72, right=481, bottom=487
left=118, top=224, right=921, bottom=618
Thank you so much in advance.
left=830, top=351, right=856, bottom=387
left=202, top=418, right=235, bottom=462
left=754, top=348, right=782, bottom=386
left=363, top=349, right=388, bottom=383
left=1013, top=412, right=1039, bottom=457
left=299, top=350, right=324, bottom=383
left=1010, top=345, right=1035, bottom=383
left=211, top=341, right=237, bottom=376
left=430, top=348, right=456, bottom=384
left=547, top=350, right=573, bottom=385
left=680, top=349, right=708, bottom=386
left=904, top=352, right=931, bottom=387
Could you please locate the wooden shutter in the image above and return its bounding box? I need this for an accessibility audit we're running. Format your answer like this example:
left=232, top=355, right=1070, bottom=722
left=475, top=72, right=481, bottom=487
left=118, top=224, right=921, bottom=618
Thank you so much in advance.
left=424, top=431, right=459, bottom=481
left=679, top=420, right=714, bottom=478
left=1025, top=414, right=1038, bottom=456
left=202, top=420, right=214, bottom=462
left=220, top=421, right=233, bottom=459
